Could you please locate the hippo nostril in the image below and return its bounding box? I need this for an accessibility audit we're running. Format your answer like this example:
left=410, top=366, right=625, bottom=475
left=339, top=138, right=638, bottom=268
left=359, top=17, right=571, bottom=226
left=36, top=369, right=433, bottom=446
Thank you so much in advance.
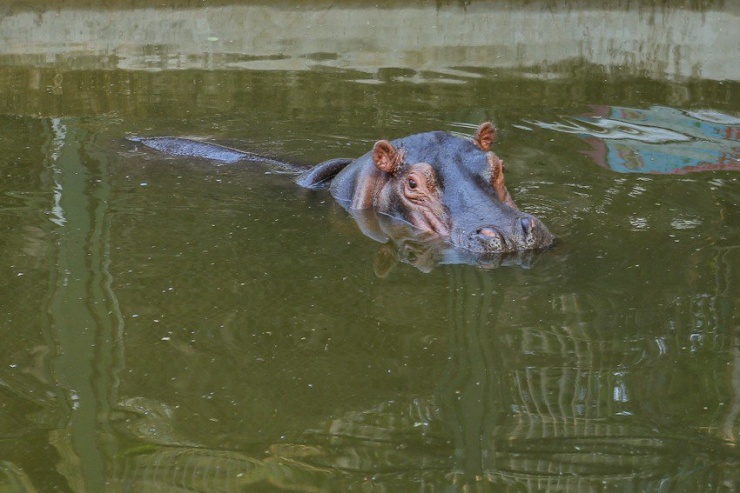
left=477, top=227, right=497, bottom=238
left=470, top=226, right=505, bottom=253
left=520, top=218, right=533, bottom=237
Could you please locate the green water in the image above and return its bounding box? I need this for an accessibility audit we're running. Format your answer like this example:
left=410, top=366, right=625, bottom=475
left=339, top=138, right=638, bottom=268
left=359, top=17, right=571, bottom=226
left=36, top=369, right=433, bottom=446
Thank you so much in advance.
left=1, top=2, right=739, bottom=491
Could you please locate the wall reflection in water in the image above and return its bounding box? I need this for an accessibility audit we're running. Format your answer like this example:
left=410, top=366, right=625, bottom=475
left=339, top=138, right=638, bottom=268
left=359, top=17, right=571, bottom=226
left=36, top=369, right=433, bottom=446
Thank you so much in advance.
left=530, top=106, right=740, bottom=174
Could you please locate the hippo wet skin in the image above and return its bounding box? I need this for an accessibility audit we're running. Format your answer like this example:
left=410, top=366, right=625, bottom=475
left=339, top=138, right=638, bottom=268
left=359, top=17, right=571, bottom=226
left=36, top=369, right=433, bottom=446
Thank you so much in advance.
left=296, top=123, right=553, bottom=254
left=130, top=122, right=554, bottom=257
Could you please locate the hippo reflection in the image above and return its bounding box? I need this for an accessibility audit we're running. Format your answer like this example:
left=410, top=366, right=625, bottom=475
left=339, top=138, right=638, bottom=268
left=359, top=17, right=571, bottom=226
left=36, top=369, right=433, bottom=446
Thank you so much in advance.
left=130, top=123, right=554, bottom=267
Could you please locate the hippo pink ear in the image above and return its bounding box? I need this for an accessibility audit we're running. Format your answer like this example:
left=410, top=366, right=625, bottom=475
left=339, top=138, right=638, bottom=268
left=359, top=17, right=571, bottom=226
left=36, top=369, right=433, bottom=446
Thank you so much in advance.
left=372, top=140, right=404, bottom=175
left=473, top=122, right=497, bottom=152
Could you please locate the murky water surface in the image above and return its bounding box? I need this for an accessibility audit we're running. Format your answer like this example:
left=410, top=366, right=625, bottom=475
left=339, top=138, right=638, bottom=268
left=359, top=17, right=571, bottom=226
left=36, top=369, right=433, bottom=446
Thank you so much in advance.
left=1, top=1, right=739, bottom=491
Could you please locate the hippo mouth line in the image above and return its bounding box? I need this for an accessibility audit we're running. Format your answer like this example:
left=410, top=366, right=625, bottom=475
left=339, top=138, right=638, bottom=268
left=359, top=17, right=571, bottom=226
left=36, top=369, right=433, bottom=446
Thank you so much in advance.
left=455, top=237, right=548, bottom=255
left=450, top=223, right=553, bottom=254
left=378, top=212, right=538, bottom=255
left=451, top=227, right=509, bottom=254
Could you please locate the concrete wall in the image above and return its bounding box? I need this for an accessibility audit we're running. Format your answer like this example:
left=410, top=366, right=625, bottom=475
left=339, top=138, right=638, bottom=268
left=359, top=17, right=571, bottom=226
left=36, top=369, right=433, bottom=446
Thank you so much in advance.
left=1, top=2, right=737, bottom=81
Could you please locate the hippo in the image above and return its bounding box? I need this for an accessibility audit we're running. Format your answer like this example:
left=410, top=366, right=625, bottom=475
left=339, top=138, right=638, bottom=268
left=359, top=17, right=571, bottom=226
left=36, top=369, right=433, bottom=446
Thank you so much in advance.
left=128, top=122, right=554, bottom=260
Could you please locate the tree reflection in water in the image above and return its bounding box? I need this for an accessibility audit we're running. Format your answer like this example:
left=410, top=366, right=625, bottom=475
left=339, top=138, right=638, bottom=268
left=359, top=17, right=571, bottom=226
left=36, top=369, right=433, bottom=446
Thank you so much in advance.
left=110, top=262, right=738, bottom=491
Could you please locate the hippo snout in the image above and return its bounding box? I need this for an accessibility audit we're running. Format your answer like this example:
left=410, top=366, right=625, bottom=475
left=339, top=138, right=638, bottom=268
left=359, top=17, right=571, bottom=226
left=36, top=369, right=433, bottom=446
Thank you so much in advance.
left=463, top=214, right=553, bottom=254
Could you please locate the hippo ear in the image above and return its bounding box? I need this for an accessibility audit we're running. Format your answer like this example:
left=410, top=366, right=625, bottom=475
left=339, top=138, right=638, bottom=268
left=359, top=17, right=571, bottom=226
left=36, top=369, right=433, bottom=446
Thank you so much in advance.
left=473, top=122, right=497, bottom=152
left=372, top=140, right=404, bottom=175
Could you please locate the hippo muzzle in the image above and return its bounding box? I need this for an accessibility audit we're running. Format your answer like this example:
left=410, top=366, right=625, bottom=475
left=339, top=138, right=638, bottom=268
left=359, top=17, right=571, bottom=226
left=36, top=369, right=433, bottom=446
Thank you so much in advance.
left=457, top=214, right=553, bottom=254
left=443, top=165, right=553, bottom=254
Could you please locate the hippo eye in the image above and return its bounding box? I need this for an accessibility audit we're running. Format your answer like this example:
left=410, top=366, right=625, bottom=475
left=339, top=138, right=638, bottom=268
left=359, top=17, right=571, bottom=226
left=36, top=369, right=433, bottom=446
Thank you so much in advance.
left=408, top=178, right=417, bottom=189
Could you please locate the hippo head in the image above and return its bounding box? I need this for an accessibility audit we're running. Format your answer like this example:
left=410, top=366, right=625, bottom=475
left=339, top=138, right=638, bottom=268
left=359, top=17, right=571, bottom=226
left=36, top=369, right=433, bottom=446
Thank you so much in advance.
left=359, top=122, right=553, bottom=255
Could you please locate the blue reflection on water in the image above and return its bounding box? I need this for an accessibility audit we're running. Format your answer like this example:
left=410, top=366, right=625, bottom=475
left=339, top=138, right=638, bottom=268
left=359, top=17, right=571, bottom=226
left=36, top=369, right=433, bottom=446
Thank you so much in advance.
left=529, top=105, right=739, bottom=174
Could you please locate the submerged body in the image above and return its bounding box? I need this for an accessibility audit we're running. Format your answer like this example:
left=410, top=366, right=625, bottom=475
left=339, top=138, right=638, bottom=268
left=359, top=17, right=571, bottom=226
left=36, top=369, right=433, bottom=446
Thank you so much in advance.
left=130, top=123, right=553, bottom=256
